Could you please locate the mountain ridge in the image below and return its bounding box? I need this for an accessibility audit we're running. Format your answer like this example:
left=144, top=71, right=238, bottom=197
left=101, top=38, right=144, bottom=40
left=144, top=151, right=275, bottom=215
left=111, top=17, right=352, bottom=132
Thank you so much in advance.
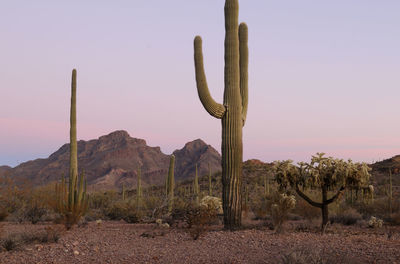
left=0, top=130, right=222, bottom=190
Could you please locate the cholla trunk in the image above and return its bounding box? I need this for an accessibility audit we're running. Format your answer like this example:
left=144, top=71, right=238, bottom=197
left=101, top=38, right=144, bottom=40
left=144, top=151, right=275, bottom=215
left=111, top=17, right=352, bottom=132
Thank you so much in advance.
left=322, top=187, right=329, bottom=227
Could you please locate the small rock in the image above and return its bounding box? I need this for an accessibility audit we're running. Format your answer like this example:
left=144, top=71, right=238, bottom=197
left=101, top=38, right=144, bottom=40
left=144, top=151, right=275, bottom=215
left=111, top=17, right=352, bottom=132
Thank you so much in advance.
left=72, top=241, right=79, bottom=246
left=35, top=244, right=43, bottom=251
left=74, top=250, right=80, bottom=256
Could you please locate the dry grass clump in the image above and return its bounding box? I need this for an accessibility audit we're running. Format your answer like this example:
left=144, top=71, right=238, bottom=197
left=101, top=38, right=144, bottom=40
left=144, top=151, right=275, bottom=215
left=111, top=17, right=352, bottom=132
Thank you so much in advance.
left=280, top=246, right=361, bottom=264
left=330, top=208, right=362, bottom=226
left=104, top=200, right=142, bottom=223
left=249, top=193, right=269, bottom=220
left=293, top=199, right=320, bottom=222
left=0, top=224, right=64, bottom=252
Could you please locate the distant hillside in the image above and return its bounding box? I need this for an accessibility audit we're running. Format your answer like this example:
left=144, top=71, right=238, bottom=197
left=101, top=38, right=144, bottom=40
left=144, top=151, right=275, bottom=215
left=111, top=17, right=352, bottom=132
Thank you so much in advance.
left=173, top=139, right=221, bottom=181
left=371, top=155, right=400, bottom=173
left=0, top=131, right=221, bottom=190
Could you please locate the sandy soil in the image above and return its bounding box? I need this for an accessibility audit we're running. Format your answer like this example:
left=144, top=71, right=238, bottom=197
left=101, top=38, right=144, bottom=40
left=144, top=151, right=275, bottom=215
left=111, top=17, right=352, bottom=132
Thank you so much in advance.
left=1, top=221, right=399, bottom=264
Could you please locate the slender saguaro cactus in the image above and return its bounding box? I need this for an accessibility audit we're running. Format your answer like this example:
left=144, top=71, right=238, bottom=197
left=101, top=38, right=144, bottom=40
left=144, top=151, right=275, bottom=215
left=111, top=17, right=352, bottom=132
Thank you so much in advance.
left=137, top=167, right=142, bottom=207
left=167, top=155, right=175, bottom=212
left=208, top=163, right=212, bottom=196
left=389, top=167, right=393, bottom=215
left=122, top=183, right=126, bottom=201
left=69, top=69, right=78, bottom=207
left=194, top=163, right=200, bottom=204
left=194, top=0, right=248, bottom=229
left=55, top=69, right=88, bottom=229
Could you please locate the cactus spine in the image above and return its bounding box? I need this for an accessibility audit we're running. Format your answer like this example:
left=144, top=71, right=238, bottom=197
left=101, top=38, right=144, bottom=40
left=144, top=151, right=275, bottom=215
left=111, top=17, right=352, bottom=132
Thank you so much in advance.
left=208, top=163, right=212, bottom=196
left=194, top=163, right=200, bottom=204
left=194, top=0, right=248, bottom=229
left=167, top=155, right=175, bottom=212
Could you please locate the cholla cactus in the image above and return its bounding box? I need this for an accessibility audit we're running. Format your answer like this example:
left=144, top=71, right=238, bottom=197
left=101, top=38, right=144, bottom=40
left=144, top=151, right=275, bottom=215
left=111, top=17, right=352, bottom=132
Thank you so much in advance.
left=274, top=153, right=371, bottom=228
left=368, top=216, right=383, bottom=228
left=200, top=196, right=223, bottom=214
left=269, top=192, right=296, bottom=233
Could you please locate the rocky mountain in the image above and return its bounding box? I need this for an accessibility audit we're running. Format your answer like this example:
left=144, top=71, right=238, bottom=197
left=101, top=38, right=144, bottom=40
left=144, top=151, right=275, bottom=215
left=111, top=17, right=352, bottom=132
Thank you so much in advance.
left=1, top=131, right=221, bottom=190
left=173, top=139, right=221, bottom=181
left=370, top=155, right=400, bottom=173
left=0, top=166, right=12, bottom=176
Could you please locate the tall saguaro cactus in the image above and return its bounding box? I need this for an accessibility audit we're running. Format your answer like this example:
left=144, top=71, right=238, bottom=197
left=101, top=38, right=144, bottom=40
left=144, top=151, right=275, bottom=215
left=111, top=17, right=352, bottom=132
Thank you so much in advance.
left=194, top=163, right=200, bottom=204
left=55, top=69, right=88, bottom=229
left=208, top=163, right=212, bottom=196
left=194, top=0, right=248, bottom=229
left=137, top=167, right=142, bottom=207
left=69, top=69, right=78, bottom=207
left=166, top=155, right=175, bottom=212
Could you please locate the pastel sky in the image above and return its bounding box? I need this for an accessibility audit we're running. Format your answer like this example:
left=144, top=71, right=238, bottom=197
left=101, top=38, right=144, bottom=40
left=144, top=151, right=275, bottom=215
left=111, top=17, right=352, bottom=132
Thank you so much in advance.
left=1, top=0, right=399, bottom=167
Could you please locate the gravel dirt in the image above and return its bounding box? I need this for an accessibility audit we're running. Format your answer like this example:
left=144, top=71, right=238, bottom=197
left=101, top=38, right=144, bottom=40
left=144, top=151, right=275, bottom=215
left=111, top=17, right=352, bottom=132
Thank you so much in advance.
left=1, top=221, right=399, bottom=264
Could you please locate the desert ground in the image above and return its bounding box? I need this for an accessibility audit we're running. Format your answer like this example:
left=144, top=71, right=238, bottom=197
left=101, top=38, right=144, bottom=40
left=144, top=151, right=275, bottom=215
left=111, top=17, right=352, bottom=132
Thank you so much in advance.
left=1, top=220, right=399, bottom=264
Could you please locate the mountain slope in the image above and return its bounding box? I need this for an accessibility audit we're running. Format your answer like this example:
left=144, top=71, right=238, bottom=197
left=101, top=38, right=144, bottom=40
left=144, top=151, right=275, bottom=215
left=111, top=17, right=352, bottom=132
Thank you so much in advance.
left=1, top=131, right=221, bottom=190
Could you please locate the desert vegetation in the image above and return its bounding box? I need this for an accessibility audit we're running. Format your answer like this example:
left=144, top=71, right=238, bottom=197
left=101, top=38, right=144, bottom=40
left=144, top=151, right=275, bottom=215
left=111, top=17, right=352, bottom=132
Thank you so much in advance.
left=1, top=0, right=400, bottom=263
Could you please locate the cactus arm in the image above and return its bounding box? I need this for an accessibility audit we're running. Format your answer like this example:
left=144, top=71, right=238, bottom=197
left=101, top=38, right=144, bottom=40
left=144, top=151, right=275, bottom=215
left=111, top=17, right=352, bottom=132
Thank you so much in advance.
left=325, top=186, right=345, bottom=205
left=239, top=22, right=248, bottom=126
left=295, top=186, right=322, bottom=208
left=194, top=36, right=226, bottom=119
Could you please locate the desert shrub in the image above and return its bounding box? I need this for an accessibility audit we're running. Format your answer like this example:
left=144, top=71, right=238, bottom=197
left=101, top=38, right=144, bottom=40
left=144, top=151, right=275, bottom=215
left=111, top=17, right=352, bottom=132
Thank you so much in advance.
left=293, top=199, right=321, bottom=222
left=294, top=219, right=322, bottom=233
left=24, top=203, right=48, bottom=224
left=330, top=208, right=362, bottom=226
left=146, top=195, right=167, bottom=219
left=250, top=193, right=269, bottom=220
left=185, top=204, right=218, bottom=240
left=2, top=236, right=18, bottom=251
left=268, top=192, right=296, bottom=233
left=280, top=247, right=360, bottom=264
left=171, top=200, right=219, bottom=240
left=368, top=216, right=383, bottom=228
left=104, top=200, right=142, bottom=223
left=0, top=225, right=63, bottom=251
left=84, top=209, right=104, bottom=222
left=388, top=212, right=400, bottom=225
left=43, top=225, right=63, bottom=242
left=0, top=208, right=8, bottom=222
left=355, top=197, right=400, bottom=220
left=0, top=176, right=30, bottom=215
left=89, top=191, right=118, bottom=210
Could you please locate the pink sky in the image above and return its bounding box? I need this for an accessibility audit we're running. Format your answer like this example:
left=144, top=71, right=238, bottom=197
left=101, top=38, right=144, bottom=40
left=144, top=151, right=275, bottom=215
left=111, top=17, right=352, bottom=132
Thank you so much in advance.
left=1, top=1, right=399, bottom=167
